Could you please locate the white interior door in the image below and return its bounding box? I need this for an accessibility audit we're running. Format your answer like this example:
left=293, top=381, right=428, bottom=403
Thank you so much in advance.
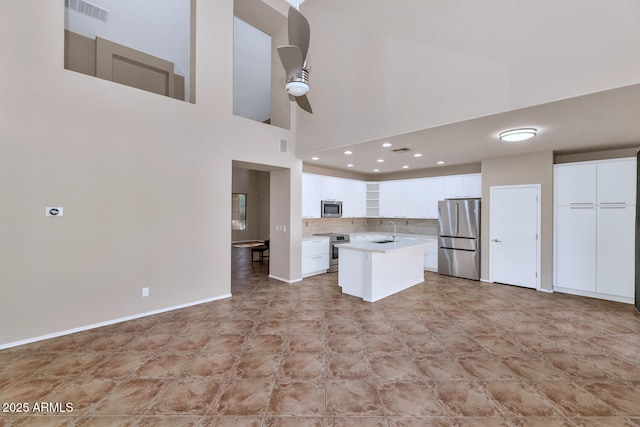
left=490, top=185, right=540, bottom=289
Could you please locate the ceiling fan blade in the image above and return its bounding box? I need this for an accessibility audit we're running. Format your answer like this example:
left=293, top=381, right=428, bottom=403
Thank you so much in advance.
left=277, top=45, right=303, bottom=79
left=296, top=94, right=313, bottom=114
left=288, top=7, right=310, bottom=61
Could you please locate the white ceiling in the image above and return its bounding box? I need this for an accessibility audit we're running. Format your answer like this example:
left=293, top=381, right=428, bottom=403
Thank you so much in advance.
left=296, top=0, right=640, bottom=176
left=301, top=83, right=640, bottom=175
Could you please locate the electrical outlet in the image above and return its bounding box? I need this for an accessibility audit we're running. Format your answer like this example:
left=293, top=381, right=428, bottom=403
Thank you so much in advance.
left=142, top=287, right=149, bottom=297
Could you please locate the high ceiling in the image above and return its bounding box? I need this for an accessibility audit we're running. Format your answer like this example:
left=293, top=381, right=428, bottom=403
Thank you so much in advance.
left=295, top=0, right=640, bottom=175
left=301, top=83, right=640, bottom=176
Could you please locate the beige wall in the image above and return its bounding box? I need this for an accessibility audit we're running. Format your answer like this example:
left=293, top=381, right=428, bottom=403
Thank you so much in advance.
left=0, top=0, right=301, bottom=347
left=480, top=151, right=554, bottom=290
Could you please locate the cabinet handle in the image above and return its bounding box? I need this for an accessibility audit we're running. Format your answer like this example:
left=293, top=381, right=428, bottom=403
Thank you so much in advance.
left=311, top=255, right=322, bottom=259
left=600, top=202, right=626, bottom=205
left=569, top=202, right=594, bottom=205
left=599, top=206, right=627, bottom=209
left=570, top=207, right=594, bottom=209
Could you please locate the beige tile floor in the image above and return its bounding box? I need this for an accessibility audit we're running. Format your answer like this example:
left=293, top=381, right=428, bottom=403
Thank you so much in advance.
left=1, top=247, right=640, bottom=426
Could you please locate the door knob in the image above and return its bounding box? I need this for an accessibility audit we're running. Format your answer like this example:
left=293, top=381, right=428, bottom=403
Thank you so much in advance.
left=492, top=239, right=501, bottom=242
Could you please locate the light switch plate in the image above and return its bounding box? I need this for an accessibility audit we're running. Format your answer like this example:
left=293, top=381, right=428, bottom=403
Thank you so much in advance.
left=46, top=207, right=64, bottom=217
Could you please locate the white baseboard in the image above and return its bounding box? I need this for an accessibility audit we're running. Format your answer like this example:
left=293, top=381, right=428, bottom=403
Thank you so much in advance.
left=480, top=279, right=493, bottom=283
left=553, top=287, right=633, bottom=304
left=537, top=288, right=554, bottom=293
left=269, top=274, right=303, bottom=284
left=0, top=293, right=232, bottom=350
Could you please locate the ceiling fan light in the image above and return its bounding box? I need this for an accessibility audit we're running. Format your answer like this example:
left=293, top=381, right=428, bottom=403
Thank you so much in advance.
left=286, top=81, right=309, bottom=97
left=499, top=128, right=537, bottom=142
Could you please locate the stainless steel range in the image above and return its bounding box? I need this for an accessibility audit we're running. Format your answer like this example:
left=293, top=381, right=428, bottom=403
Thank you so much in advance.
left=313, top=233, right=350, bottom=272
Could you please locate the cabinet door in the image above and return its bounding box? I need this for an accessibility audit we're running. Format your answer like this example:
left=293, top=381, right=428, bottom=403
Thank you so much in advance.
left=352, top=180, right=367, bottom=217
left=597, top=159, right=637, bottom=205
left=555, top=163, right=597, bottom=206
left=555, top=206, right=596, bottom=292
left=596, top=206, right=635, bottom=298
left=413, top=179, right=429, bottom=218
left=302, top=173, right=321, bottom=218
left=400, top=180, right=415, bottom=218
left=379, top=181, right=401, bottom=217
left=426, top=177, right=444, bottom=218
left=302, top=238, right=329, bottom=257
left=443, top=174, right=481, bottom=199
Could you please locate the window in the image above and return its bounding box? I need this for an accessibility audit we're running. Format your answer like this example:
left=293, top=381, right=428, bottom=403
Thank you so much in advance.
left=232, top=193, right=247, bottom=230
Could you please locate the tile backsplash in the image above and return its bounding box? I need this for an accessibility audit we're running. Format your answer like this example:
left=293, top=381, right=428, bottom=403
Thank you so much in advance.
left=302, top=218, right=438, bottom=236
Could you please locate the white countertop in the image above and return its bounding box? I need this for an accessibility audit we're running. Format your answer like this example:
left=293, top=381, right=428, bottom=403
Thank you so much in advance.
left=335, top=238, right=429, bottom=253
left=348, top=232, right=438, bottom=240
left=302, top=235, right=330, bottom=241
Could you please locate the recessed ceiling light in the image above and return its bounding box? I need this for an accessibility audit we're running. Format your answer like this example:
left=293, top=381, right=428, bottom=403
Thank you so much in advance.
left=344, top=150, right=353, bottom=155
left=377, top=159, right=384, bottom=163
left=437, top=161, right=445, bottom=165
left=347, top=164, right=354, bottom=167
left=382, top=142, right=392, bottom=148
left=499, top=128, right=537, bottom=142
left=373, top=169, right=380, bottom=172
left=402, top=165, right=409, bottom=169
left=413, top=153, right=423, bottom=158
left=311, top=156, right=319, bottom=160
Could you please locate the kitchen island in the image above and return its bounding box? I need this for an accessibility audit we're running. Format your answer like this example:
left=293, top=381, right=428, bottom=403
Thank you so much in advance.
left=336, top=239, right=428, bottom=302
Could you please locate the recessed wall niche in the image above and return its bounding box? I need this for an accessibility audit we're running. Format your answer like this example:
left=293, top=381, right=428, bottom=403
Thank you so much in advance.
left=64, top=0, right=195, bottom=103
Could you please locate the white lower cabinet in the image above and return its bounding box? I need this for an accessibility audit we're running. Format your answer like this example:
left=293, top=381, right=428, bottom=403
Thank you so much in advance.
left=596, top=206, right=635, bottom=298
left=423, top=241, right=438, bottom=271
left=302, top=237, right=330, bottom=278
left=555, top=206, right=597, bottom=292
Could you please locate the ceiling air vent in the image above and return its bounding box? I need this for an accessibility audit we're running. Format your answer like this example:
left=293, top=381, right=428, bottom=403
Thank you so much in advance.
left=392, top=147, right=412, bottom=153
left=65, top=0, right=110, bottom=23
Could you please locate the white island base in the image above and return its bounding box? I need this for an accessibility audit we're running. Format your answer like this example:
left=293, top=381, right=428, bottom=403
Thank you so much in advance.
left=337, top=241, right=426, bottom=302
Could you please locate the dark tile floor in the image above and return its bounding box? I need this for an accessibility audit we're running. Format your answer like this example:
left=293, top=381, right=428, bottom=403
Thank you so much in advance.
left=1, top=247, right=640, bottom=426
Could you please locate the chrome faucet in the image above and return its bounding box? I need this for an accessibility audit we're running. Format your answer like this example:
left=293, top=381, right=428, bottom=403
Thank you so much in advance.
left=386, top=221, right=397, bottom=241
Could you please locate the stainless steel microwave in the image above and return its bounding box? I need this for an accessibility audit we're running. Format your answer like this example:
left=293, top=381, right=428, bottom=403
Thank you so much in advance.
left=321, top=200, right=343, bottom=218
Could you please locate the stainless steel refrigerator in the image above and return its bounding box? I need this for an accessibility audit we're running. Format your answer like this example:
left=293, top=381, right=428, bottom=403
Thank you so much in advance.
left=438, top=198, right=481, bottom=280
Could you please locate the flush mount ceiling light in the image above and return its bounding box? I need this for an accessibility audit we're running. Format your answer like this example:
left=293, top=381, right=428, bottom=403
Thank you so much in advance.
left=437, top=161, right=445, bottom=165
left=344, top=150, right=353, bottom=155
left=347, top=163, right=354, bottom=167
left=413, top=153, right=423, bottom=158
left=373, top=169, right=380, bottom=172
left=377, top=159, right=384, bottom=163
left=382, top=142, right=392, bottom=148
left=499, top=128, right=537, bottom=142
left=402, top=165, right=409, bottom=169
left=311, top=156, right=319, bottom=160
left=285, top=80, right=309, bottom=97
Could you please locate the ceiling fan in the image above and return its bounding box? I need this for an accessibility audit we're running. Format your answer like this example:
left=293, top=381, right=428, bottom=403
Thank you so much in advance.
left=277, top=7, right=312, bottom=114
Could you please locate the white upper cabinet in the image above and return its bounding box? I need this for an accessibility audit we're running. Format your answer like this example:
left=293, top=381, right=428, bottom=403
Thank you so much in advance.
left=341, top=179, right=366, bottom=217
left=303, top=172, right=480, bottom=219
left=555, top=158, right=637, bottom=206
left=596, top=159, right=636, bottom=205
left=379, top=180, right=403, bottom=217
left=443, top=174, right=481, bottom=199
left=302, top=173, right=322, bottom=218
left=555, top=163, right=597, bottom=205
left=413, top=177, right=442, bottom=219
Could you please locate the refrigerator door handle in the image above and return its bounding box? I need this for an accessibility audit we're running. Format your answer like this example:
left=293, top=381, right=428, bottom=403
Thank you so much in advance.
left=455, top=203, right=459, bottom=236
